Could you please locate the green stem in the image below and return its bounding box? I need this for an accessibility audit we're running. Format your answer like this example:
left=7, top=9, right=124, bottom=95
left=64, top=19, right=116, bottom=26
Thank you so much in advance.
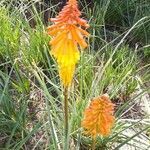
left=64, top=87, right=69, bottom=150
left=92, top=137, right=96, bottom=150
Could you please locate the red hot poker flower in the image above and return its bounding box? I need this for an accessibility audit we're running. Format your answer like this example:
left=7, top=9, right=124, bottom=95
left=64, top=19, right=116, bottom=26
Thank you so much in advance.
left=47, top=0, right=89, bottom=87
left=82, top=94, right=115, bottom=138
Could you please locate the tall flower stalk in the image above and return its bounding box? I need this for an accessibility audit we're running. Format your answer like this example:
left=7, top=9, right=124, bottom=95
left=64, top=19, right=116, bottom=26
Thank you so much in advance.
left=47, top=0, right=89, bottom=149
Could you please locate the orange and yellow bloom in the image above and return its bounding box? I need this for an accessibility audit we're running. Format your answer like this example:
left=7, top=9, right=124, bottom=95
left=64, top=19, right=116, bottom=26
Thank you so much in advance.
left=82, top=94, right=115, bottom=138
left=47, top=0, right=89, bottom=87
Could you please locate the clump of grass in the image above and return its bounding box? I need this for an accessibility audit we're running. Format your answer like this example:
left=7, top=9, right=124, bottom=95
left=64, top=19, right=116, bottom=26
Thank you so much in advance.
left=0, top=7, right=20, bottom=62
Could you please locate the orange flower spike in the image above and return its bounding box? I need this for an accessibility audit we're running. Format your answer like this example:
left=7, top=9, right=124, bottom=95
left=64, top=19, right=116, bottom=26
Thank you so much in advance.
left=47, top=0, right=89, bottom=87
left=82, top=95, right=115, bottom=138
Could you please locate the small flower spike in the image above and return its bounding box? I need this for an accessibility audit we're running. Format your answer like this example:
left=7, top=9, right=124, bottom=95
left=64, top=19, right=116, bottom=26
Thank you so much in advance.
left=82, top=94, right=115, bottom=138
